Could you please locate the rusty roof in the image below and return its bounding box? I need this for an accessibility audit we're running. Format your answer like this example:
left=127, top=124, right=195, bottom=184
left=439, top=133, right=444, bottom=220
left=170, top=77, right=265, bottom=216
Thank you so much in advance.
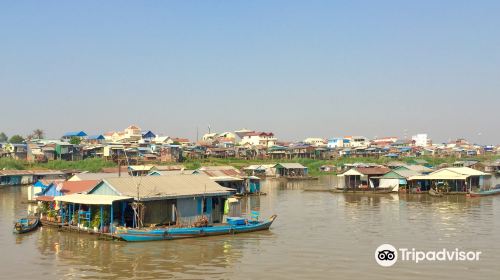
left=355, top=166, right=391, bottom=175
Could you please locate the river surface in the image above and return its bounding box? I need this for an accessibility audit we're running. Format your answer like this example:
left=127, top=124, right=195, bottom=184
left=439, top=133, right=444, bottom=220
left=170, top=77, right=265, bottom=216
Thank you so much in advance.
left=1, top=176, right=500, bottom=279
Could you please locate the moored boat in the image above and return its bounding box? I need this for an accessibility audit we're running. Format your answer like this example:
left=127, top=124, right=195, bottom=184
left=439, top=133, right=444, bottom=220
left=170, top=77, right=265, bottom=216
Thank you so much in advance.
left=13, top=217, right=40, bottom=234
left=116, top=215, right=277, bottom=242
left=468, top=188, right=500, bottom=197
left=429, top=189, right=443, bottom=197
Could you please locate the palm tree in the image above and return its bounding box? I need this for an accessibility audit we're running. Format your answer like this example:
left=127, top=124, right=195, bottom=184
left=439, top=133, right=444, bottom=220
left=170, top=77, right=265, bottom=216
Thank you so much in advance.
left=32, top=129, right=44, bottom=139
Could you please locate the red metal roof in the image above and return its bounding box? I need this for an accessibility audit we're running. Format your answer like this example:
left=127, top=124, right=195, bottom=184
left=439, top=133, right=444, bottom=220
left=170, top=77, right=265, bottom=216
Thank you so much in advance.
left=60, top=180, right=99, bottom=194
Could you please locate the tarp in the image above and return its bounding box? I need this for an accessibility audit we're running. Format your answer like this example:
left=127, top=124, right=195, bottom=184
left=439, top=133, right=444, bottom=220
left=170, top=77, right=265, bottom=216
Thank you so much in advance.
left=378, top=178, right=399, bottom=192
left=54, top=194, right=132, bottom=205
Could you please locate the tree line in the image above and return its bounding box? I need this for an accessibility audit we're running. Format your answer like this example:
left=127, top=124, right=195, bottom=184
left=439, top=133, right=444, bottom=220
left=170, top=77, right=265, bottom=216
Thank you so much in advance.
left=0, top=129, right=45, bottom=144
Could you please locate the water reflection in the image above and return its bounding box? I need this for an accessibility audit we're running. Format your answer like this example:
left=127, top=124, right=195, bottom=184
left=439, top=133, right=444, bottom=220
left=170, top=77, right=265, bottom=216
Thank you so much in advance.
left=2, top=177, right=500, bottom=279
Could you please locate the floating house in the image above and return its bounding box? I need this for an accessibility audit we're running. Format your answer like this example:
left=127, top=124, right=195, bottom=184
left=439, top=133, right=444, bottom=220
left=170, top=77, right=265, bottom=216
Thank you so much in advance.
left=28, top=179, right=64, bottom=201
left=408, top=167, right=490, bottom=192
left=127, top=165, right=157, bottom=176
left=273, top=163, right=308, bottom=178
left=87, top=175, right=234, bottom=227
left=36, top=180, right=99, bottom=202
left=370, top=169, right=420, bottom=192
left=68, top=172, right=131, bottom=181
left=337, top=166, right=391, bottom=189
left=148, top=170, right=197, bottom=176
left=243, top=165, right=268, bottom=176
left=0, top=170, right=34, bottom=186
left=394, top=164, right=433, bottom=174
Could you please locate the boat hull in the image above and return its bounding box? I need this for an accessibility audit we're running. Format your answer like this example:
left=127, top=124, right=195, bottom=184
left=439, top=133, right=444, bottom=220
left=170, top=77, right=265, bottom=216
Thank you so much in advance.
left=117, top=215, right=277, bottom=242
left=13, top=217, right=40, bottom=234
left=468, top=189, right=500, bottom=197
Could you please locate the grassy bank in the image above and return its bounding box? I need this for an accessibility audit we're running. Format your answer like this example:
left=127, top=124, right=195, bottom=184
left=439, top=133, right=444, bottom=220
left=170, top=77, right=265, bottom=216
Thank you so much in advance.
left=0, top=158, right=116, bottom=173
left=1, top=155, right=498, bottom=176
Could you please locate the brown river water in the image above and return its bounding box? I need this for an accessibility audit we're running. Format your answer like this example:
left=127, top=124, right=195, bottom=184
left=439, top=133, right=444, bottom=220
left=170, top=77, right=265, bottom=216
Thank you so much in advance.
left=1, top=176, right=500, bottom=280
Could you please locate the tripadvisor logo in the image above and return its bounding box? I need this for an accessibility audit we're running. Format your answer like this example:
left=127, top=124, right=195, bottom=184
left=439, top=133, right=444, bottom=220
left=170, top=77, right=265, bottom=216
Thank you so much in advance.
left=375, top=244, right=482, bottom=267
left=375, top=244, right=397, bottom=267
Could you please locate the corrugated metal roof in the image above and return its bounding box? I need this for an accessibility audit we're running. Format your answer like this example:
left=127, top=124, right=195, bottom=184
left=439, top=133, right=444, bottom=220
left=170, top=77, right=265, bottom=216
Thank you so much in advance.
left=356, top=167, right=391, bottom=175
left=102, top=175, right=234, bottom=200
left=198, top=166, right=244, bottom=177
left=274, top=163, right=307, bottom=169
left=55, top=194, right=132, bottom=205
left=409, top=167, right=488, bottom=181
left=60, top=180, right=99, bottom=194
left=68, top=172, right=131, bottom=181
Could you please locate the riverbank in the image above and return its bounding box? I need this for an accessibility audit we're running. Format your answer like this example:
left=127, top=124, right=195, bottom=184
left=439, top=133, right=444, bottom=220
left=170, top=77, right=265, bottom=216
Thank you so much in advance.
left=1, top=155, right=498, bottom=177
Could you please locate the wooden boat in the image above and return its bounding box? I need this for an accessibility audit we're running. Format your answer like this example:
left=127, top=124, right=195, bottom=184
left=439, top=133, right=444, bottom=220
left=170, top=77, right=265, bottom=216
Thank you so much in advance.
left=429, top=189, right=443, bottom=197
left=331, top=187, right=394, bottom=194
left=116, top=215, right=277, bottom=242
left=468, top=188, right=500, bottom=197
left=13, top=217, right=40, bottom=234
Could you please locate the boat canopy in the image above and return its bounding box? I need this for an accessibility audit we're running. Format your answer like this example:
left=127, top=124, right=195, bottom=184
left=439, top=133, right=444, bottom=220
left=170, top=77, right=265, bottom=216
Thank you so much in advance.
left=54, top=193, right=132, bottom=205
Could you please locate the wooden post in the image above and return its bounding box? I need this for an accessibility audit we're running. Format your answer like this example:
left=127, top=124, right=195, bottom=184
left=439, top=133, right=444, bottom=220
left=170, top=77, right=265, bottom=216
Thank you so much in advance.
left=100, top=205, right=103, bottom=232
left=121, top=201, right=126, bottom=226
left=78, top=204, right=81, bottom=226
left=110, top=202, right=114, bottom=234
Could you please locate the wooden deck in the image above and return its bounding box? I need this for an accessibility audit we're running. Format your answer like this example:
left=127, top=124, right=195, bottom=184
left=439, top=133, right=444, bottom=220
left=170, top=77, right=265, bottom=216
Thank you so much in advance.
left=40, top=219, right=119, bottom=240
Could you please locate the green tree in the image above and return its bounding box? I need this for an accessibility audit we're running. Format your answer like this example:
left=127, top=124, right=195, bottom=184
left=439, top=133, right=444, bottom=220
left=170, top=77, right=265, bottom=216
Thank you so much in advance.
left=0, top=132, right=7, bottom=142
left=9, top=135, right=24, bottom=144
left=69, top=136, right=82, bottom=145
left=172, top=141, right=181, bottom=145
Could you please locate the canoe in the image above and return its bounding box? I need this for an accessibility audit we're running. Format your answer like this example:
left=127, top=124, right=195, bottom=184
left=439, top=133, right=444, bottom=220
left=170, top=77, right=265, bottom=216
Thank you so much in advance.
left=429, top=189, right=443, bottom=197
left=116, top=215, right=277, bottom=242
left=13, top=217, right=40, bottom=234
left=468, top=188, right=500, bottom=197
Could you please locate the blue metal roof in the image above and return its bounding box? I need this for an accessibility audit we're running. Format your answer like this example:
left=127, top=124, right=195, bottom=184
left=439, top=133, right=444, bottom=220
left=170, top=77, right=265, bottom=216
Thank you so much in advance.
left=142, top=131, right=156, bottom=138
left=87, top=134, right=105, bottom=140
left=63, top=131, right=87, bottom=137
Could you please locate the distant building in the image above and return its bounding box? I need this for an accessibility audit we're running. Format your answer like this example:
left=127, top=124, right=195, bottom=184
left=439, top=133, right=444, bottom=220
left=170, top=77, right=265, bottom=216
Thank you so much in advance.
left=240, top=132, right=277, bottom=148
left=327, top=138, right=348, bottom=148
left=345, top=136, right=369, bottom=148
left=303, top=138, right=327, bottom=147
left=62, top=131, right=87, bottom=141
left=371, top=137, right=398, bottom=146
left=107, top=125, right=143, bottom=143
left=411, top=134, right=431, bottom=147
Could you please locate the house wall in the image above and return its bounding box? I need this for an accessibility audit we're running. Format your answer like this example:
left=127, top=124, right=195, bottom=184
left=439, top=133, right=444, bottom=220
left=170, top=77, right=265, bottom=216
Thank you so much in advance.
left=143, top=199, right=175, bottom=226
left=89, top=182, right=120, bottom=196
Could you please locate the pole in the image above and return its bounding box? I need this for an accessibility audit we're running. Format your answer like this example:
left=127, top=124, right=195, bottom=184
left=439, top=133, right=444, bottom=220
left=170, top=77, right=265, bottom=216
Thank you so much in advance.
left=110, top=203, right=114, bottom=234
left=100, top=205, right=103, bottom=233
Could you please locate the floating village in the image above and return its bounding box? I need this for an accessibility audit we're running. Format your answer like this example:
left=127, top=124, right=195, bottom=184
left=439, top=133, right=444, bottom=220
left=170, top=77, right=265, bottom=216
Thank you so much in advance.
left=2, top=126, right=500, bottom=239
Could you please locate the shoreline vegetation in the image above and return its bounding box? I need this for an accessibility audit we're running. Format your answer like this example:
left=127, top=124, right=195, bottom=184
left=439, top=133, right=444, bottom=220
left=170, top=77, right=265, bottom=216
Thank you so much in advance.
left=1, top=155, right=499, bottom=177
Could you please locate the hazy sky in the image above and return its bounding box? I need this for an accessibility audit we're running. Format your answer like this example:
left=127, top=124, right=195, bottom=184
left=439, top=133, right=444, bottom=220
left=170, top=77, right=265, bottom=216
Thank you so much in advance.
left=1, top=1, right=499, bottom=144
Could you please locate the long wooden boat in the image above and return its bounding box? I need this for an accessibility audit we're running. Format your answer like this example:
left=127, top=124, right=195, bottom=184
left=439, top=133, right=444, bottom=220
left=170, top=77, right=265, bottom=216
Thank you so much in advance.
left=331, top=187, right=394, bottom=194
left=468, top=188, right=500, bottom=197
left=116, top=215, right=277, bottom=242
left=429, top=189, right=443, bottom=197
left=13, top=217, right=40, bottom=234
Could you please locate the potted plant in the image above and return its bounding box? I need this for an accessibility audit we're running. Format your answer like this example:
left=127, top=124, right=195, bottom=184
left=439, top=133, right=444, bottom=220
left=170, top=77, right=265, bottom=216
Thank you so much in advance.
left=92, top=212, right=101, bottom=232
left=72, top=212, right=78, bottom=226
left=47, top=209, right=56, bottom=222
left=39, top=202, right=49, bottom=220
left=83, top=220, right=90, bottom=230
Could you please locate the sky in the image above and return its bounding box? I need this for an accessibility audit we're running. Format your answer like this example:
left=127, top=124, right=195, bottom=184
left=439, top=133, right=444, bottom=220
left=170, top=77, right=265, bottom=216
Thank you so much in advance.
left=1, top=1, right=499, bottom=144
